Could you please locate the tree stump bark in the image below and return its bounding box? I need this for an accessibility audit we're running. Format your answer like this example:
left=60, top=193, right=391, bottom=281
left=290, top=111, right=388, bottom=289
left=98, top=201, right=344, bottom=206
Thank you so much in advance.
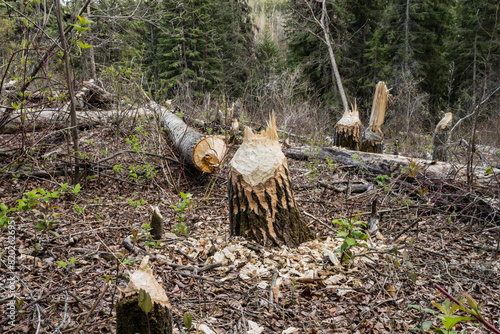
left=361, top=81, right=389, bottom=153
left=159, top=106, right=226, bottom=173
left=432, top=112, right=453, bottom=162
left=334, top=104, right=362, bottom=151
left=229, top=115, right=313, bottom=247
left=116, top=256, right=172, bottom=334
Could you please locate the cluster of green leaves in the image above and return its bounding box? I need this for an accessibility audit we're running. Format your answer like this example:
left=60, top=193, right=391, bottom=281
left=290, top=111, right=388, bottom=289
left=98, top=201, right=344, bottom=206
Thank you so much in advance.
left=170, top=192, right=193, bottom=237
left=332, top=215, right=369, bottom=264
left=1, top=184, right=81, bottom=235
left=409, top=293, right=482, bottom=333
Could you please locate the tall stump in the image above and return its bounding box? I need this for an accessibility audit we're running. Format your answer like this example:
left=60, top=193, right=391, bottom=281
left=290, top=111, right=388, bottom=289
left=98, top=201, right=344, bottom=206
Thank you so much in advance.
left=361, top=81, right=389, bottom=153
left=432, top=112, right=453, bottom=162
left=116, top=256, right=172, bottom=334
left=229, top=115, right=313, bottom=247
left=334, top=105, right=362, bottom=151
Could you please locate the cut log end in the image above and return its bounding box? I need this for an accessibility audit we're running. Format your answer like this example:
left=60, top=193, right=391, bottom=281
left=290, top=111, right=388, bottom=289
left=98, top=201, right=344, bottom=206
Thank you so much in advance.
left=229, top=115, right=313, bottom=247
left=192, top=135, right=226, bottom=173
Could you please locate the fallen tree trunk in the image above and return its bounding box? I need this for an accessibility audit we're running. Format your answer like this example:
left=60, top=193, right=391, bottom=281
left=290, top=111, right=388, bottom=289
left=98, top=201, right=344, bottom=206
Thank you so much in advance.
left=0, top=108, right=149, bottom=134
left=157, top=104, right=226, bottom=173
left=285, top=145, right=500, bottom=187
left=229, top=115, right=313, bottom=247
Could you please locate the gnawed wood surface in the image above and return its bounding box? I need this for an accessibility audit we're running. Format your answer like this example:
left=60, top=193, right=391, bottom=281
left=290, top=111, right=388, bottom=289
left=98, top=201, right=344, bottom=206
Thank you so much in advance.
left=116, top=256, right=172, bottom=334
left=155, top=103, right=226, bottom=173
left=334, top=104, right=362, bottom=151
left=362, top=82, right=389, bottom=153
left=229, top=115, right=313, bottom=247
left=432, top=112, right=453, bottom=162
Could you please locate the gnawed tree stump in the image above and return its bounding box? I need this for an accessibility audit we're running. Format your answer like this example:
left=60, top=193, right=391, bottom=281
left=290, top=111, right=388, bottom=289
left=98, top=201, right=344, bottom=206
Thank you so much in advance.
left=158, top=106, right=226, bottom=173
left=432, top=112, right=453, bottom=162
left=334, top=104, right=362, bottom=151
left=116, top=256, right=172, bottom=334
left=229, top=115, right=313, bottom=247
left=361, top=82, right=389, bottom=153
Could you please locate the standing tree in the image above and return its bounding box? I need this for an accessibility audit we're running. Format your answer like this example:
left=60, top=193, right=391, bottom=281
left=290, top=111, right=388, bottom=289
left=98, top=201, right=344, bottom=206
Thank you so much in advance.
left=228, top=115, right=313, bottom=247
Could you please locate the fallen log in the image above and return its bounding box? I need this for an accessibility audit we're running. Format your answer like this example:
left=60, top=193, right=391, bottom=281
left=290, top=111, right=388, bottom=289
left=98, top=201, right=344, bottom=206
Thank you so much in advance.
left=285, top=145, right=500, bottom=187
left=157, top=104, right=226, bottom=173
left=0, top=107, right=149, bottom=134
left=229, top=115, right=313, bottom=247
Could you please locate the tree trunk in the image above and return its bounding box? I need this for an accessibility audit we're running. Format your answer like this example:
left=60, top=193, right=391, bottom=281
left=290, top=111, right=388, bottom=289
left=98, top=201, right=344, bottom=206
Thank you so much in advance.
left=320, top=0, right=349, bottom=112
left=361, top=81, right=389, bottom=153
left=54, top=0, right=79, bottom=184
left=116, top=257, right=172, bottom=334
left=432, top=112, right=453, bottom=162
left=284, top=145, right=499, bottom=187
left=87, top=5, right=97, bottom=81
left=158, top=105, right=226, bottom=173
left=229, top=115, right=313, bottom=247
left=334, top=103, right=361, bottom=151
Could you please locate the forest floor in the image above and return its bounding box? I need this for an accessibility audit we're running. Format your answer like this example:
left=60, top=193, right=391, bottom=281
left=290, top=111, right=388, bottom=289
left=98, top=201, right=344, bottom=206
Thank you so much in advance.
left=0, top=116, right=499, bottom=334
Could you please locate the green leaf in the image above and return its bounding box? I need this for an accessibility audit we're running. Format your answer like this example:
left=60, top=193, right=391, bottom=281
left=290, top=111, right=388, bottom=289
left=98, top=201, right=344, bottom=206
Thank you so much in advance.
left=441, top=316, right=475, bottom=330
left=345, top=237, right=356, bottom=246
left=138, top=289, right=153, bottom=314
left=0, top=203, right=8, bottom=212
left=69, top=24, right=90, bottom=32
left=77, top=41, right=92, bottom=49
left=422, top=320, right=433, bottom=331
left=76, top=15, right=94, bottom=26
left=72, top=183, right=81, bottom=194
left=35, top=222, right=46, bottom=231
left=336, top=231, right=348, bottom=237
left=183, top=312, right=192, bottom=330
left=432, top=301, right=448, bottom=315
left=485, top=166, right=492, bottom=175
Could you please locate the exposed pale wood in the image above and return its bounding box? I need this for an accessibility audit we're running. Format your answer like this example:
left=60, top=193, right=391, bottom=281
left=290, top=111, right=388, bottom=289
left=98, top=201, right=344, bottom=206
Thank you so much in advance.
left=229, top=115, right=313, bottom=247
left=362, top=82, right=389, bottom=153
left=432, top=112, right=453, bottom=162
left=116, top=256, right=172, bottom=334
left=334, top=102, right=361, bottom=150
left=155, top=103, right=226, bottom=173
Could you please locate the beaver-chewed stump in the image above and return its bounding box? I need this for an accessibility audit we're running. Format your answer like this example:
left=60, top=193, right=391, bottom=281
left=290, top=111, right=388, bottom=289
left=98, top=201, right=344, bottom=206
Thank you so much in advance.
left=116, top=256, right=172, bottom=334
left=361, top=81, right=389, bottom=153
left=228, top=115, right=313, bottom=248
left=432, top=112, right=453, bottom=162
left=334, top=105, right=362, bottom=151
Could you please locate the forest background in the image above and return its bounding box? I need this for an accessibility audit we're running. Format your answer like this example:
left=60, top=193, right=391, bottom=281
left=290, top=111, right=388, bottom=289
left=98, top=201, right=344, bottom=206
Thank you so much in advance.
left=1, top=0, right=499, bottom=152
